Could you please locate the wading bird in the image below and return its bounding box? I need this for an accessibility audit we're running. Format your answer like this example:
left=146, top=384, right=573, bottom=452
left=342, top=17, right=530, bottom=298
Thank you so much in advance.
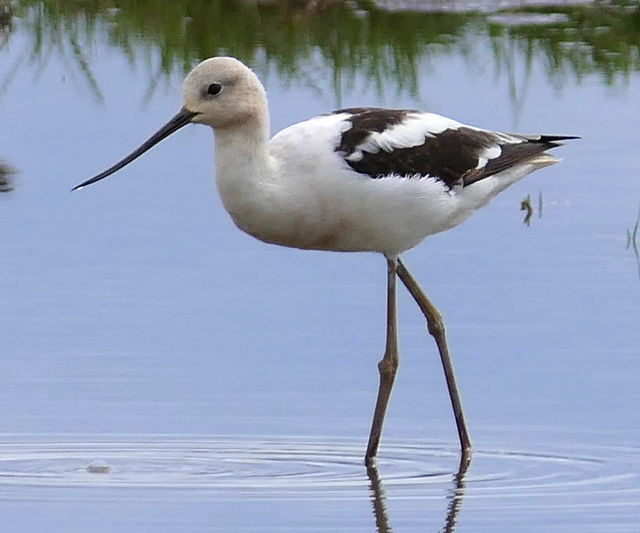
left=74, top=57, right=577, bottom=466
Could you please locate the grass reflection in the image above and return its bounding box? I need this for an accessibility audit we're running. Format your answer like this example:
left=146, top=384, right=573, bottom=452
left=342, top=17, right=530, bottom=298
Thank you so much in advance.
left=0, top=1, right=12, bottom=27
left=490, top=3, right=640, bottom=85
left=8, top=0, right=640, bottom=100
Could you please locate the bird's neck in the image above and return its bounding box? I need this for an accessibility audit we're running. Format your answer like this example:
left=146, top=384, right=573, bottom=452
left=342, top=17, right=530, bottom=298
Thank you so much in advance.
left=213, top=113, right=277, bottom=220
left=214, top=111, right=271, bottom=176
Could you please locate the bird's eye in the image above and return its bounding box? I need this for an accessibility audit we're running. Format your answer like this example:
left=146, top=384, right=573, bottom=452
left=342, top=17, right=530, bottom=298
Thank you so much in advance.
left=207, top=83, right=223, bottom=96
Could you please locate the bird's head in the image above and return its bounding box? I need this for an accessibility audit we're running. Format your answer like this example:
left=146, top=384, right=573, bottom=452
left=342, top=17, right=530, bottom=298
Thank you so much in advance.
left=73, top=56, right=266, bottom=191
left=182, top=56, right=267, bottom=130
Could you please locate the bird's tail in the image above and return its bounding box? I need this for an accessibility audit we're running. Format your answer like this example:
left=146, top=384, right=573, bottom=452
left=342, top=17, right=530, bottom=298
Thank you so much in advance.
left=516, top=134, right=579, bottom=170
left=538, top=134, right=581, bottom=145
left=518, top=134, right=581, bottom=147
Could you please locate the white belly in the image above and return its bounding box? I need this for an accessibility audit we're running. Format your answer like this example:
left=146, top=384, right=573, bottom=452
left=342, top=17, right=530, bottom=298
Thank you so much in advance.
left=214, top=114, right=542, bottom=257
left=219, top=167, right=471, bottom=256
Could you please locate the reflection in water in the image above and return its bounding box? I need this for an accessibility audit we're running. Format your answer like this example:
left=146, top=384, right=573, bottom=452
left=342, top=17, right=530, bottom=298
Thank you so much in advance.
left=0, top=435, right=638, bottom=533
left=367, top=465, right=392, bottom=533
left=367, top=456, right=470, bottom=533
left=440, top=457, right=469, bottom=533
left=0, top=1, right=12, bottom=28
left=1, top=8, right=18, bottom=193
left=0, top=1, right=20, bottom=102
left=6, top=0, right=640, bottom=103
left=10, top=0, right=103, bottom=102
left=492, top=32, right=534, bottom=129
left=0, top=1, right=12, bottom=51
left=626, top=204, right=640, bottom=278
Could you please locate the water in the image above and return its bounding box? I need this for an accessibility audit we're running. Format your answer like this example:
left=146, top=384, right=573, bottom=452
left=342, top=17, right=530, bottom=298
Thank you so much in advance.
left=1, top=1, right=639, bottom=531
left=1, top=434, right=638, bottom=531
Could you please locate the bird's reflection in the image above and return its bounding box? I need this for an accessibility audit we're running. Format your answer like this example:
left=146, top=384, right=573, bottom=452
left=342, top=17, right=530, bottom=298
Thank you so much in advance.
left=440, top=456, right=470, bottom=533
left=367, top=464, right=392, bottom=533
left=367, top=454, right=470, bottom=533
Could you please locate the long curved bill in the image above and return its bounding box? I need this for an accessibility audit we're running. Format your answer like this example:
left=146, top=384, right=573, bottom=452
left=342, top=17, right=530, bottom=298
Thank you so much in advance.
left=72, top=107, right=199, bottom=191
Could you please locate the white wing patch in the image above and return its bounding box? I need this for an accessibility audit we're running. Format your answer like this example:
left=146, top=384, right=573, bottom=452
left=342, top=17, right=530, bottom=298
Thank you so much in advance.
left=345, top=112, right=464, bottom=163
left=475, top=144, right=502, bottom=169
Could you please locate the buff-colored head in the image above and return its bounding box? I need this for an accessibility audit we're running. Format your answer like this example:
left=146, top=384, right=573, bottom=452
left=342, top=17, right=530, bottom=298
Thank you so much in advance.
left=73, top=57, right=267, bottom=190
left=182, top=57, right=267, bottom=129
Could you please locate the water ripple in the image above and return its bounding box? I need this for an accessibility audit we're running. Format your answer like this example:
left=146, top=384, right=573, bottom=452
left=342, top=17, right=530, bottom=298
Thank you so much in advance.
left=0, top=435, right=637, bottom=507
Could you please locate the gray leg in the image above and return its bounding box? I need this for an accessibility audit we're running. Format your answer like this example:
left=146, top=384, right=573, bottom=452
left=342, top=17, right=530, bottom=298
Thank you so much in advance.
left=365, top=257, right=399, bottom=466
left=396, top=258, right=472, bottom=461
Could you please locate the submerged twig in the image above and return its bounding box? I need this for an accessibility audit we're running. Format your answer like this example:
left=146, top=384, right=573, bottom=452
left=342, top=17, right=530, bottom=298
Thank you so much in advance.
left=625, top=204, right=640, bottom=249
left=538, top=190, right=543, bottom=219
left=625, top=202, right=640, bottom=279
left=520, top=194, right=533, bottom=226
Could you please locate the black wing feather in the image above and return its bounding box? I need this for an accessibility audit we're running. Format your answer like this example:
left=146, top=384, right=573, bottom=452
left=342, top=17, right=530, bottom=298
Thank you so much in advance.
left=334, top=108, right=578, bottom=189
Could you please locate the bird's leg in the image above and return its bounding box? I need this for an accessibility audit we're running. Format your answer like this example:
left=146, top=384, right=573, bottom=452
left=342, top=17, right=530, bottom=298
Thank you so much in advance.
left=365, top=256, right=399, bottom=466
left=396, top=258, right=472, bottom=461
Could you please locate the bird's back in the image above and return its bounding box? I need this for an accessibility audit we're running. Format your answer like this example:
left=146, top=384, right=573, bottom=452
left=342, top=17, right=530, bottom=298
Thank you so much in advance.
left=262, top=108, right=575, bottom=255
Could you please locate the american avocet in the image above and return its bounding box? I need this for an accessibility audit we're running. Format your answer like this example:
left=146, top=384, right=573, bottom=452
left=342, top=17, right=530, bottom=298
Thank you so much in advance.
left=74, top=57, right=577, bottom=466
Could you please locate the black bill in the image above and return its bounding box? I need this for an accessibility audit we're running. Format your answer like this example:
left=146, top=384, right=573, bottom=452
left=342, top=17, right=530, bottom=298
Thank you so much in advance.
left=72, top=107, right=199, bottom=191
